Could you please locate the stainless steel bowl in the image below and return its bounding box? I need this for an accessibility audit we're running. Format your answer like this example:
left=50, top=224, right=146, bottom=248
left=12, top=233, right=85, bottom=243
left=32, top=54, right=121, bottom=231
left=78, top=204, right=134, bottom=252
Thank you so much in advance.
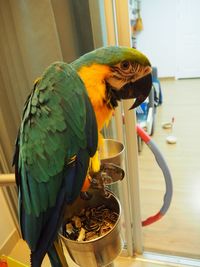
left=59, top=190, right=122, bottom=267
left=99, top=139, right=125, bottom=167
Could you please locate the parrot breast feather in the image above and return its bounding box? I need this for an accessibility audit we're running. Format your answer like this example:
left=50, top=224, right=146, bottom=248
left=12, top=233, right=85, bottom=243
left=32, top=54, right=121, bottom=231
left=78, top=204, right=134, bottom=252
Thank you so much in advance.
left=16, top=62, right=98, bottom=217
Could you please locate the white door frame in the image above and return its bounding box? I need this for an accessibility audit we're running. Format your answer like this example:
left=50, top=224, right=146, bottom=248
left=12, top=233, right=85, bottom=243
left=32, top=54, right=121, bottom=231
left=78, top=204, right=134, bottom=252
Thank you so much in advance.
left=104, top=0, right=143, bottom=255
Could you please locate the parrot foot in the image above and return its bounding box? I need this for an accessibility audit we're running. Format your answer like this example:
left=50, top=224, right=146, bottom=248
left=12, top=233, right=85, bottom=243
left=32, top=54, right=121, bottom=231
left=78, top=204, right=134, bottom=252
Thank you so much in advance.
left=90, top=163, right=125, bottom=190
left=80, top=191, right=93, bottom=200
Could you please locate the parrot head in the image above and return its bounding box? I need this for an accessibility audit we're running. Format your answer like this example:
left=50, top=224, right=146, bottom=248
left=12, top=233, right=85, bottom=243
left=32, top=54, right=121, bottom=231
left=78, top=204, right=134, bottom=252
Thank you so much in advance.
left=72, top=46, right=152, bottom=110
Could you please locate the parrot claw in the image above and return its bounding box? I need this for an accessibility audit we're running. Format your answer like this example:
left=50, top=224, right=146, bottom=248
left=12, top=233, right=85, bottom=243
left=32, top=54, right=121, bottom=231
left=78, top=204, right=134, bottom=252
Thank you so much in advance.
left=90, top=163, right=125, bottom=192
left=80, top=191, right=93, bottom=201
left=100, top=163, right=125, bottom=183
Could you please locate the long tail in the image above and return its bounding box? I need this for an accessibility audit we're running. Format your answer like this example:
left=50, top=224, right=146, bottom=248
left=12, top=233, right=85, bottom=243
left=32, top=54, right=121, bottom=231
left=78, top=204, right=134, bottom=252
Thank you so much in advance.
left=29, top=150, right=90, bottom=266
left=31, top=241, right=67, bottom=267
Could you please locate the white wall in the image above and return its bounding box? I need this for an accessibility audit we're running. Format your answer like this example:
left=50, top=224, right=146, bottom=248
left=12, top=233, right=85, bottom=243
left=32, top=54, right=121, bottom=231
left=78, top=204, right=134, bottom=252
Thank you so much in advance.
left=136, top=0, right=176, bottom=77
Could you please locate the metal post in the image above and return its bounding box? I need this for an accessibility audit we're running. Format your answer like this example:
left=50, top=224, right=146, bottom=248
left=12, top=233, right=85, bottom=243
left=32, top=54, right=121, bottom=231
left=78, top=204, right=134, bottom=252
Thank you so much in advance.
left=0, top=173, right=15, bottom=186
left=103, top=0, right=136, bottom=256
left=114, top=0, right=143, bottom=254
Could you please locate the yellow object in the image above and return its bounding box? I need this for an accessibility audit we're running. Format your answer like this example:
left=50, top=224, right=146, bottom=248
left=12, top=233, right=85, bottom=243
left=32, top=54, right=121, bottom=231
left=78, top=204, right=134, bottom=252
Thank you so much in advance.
left=0, top=256, right=28, bottom=267
left=134, top=17, right=143, bottom=32
left=90, top=150, right=100, bottom=173
left=33, top=77, right=41, bottom=85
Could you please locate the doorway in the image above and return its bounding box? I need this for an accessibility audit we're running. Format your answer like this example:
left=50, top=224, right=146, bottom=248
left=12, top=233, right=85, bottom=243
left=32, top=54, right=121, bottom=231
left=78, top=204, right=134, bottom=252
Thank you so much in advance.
left=139, top=78, right=200, bottom=259
left=134, top=0, right=200, bottom=260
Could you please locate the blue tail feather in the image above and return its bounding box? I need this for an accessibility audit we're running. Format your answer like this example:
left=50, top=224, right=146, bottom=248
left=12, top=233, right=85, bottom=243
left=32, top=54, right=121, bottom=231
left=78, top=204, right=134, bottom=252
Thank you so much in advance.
left=28, top=149, right=89, bottom=266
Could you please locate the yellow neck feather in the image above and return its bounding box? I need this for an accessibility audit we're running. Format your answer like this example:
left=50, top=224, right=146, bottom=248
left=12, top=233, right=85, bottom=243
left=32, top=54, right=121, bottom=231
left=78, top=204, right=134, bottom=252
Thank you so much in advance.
left=77, top=64, right=113, bottom=131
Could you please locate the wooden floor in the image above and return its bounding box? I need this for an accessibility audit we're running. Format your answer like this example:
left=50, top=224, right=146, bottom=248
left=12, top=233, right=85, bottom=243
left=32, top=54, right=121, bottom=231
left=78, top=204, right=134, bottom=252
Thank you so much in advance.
left=138, top=78, right=200, bottom=258
left=10, top=239, right=189, bottom=267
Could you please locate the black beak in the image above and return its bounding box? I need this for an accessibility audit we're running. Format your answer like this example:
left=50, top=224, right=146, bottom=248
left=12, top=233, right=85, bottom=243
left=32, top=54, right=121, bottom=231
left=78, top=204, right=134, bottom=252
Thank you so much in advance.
left=124, top=73, right=152, bottom=110
left=107, top=73, right=152, bottom=109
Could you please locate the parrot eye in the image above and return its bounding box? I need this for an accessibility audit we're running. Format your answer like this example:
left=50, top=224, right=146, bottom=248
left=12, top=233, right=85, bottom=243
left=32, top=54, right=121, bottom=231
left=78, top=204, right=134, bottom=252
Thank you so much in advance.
left=120, top=61, right=130, bottom=70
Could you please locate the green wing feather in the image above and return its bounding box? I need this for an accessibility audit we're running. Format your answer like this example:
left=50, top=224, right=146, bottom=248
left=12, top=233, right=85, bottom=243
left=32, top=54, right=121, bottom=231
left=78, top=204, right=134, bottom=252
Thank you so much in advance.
left=17, top=62, right=97, bottom=217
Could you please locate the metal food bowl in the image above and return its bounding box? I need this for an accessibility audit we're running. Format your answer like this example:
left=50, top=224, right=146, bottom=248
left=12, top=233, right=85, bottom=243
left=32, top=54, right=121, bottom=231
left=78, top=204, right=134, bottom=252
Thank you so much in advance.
left=59, top=189, right=123, bottom=267
left=99, top=139, right=125, bottom=167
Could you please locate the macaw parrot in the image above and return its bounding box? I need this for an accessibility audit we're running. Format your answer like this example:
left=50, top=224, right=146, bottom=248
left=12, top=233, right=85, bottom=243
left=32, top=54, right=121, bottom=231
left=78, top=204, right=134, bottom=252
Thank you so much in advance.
left=13, top=46, right=152, bottom=267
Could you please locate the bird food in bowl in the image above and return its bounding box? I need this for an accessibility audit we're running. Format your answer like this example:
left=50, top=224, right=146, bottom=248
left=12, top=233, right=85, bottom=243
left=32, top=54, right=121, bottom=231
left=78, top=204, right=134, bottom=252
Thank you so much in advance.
left=63, top=204, right=119, bottom=242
